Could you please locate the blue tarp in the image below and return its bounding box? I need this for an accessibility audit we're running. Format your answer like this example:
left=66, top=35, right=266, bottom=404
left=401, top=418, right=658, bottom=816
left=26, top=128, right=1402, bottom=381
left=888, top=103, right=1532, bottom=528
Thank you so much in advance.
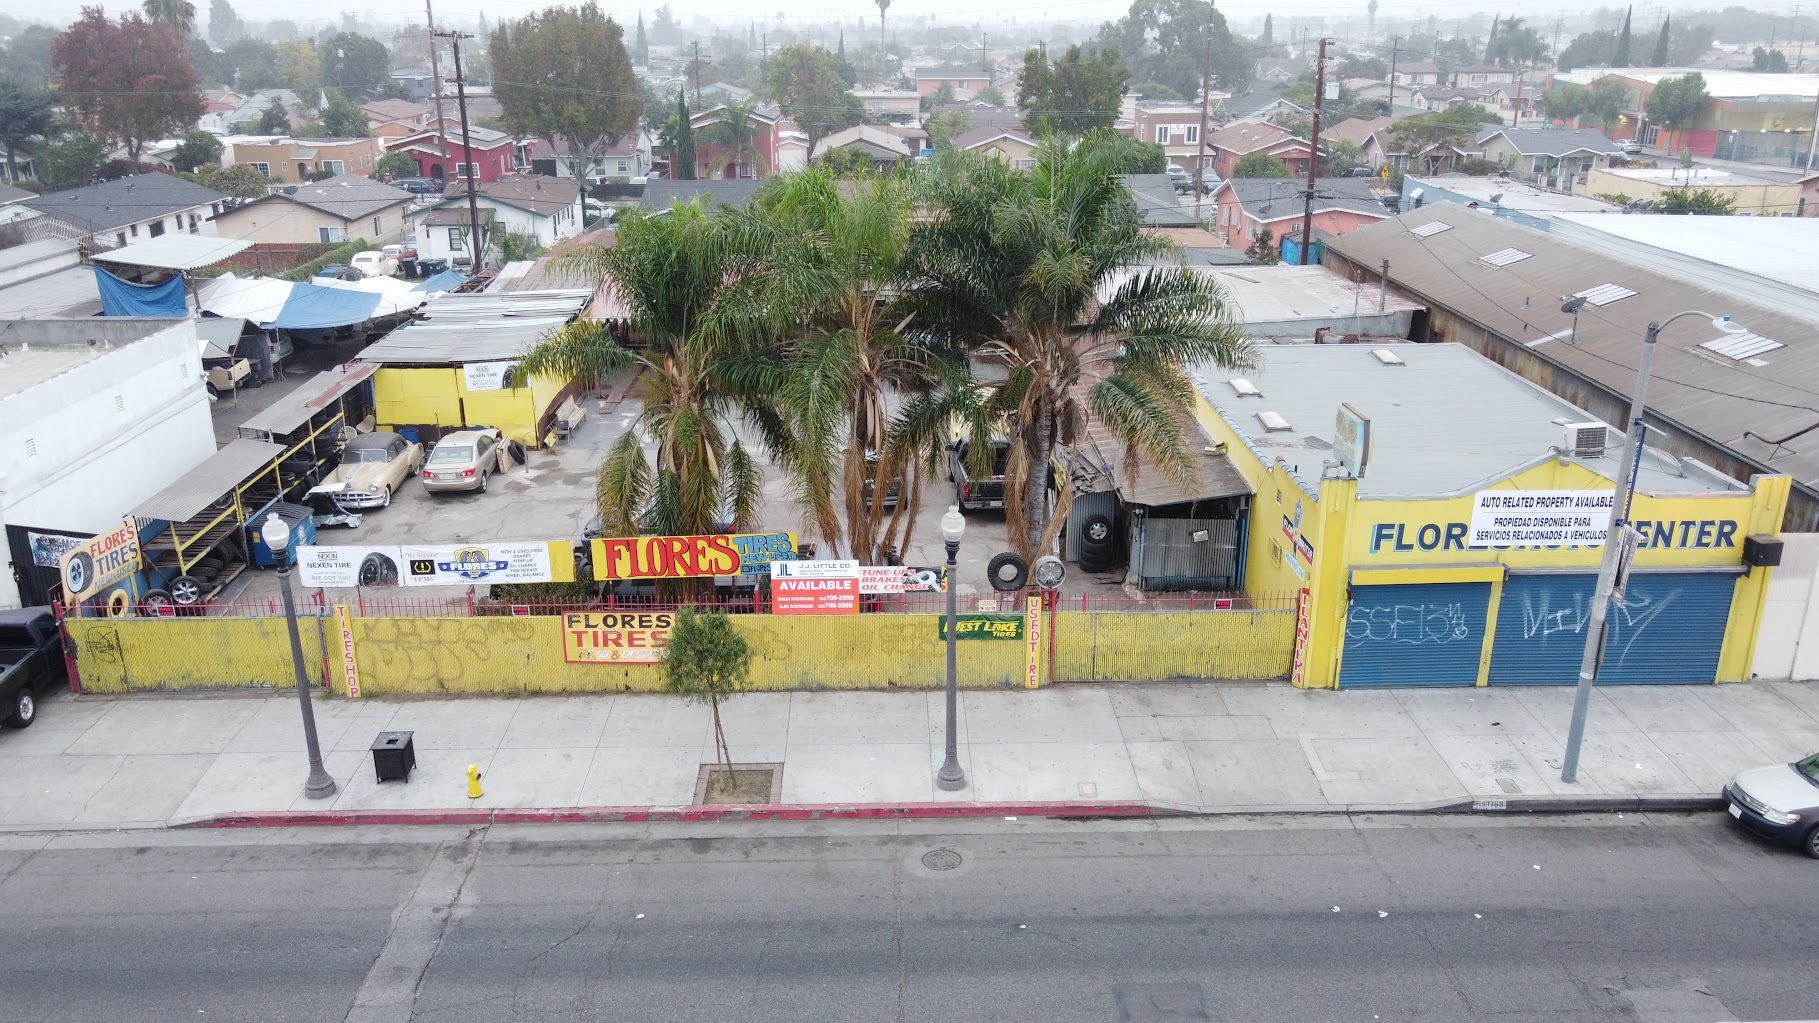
left=95, top=266, right=187, bottom=317
left=414, top=269, right=468, bottom=293
left=267, top=282, right=383, bottom=330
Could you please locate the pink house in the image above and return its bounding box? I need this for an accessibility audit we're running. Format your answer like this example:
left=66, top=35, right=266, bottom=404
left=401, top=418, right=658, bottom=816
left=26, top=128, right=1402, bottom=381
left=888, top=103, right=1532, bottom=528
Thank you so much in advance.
left=386, top=123, right=518, bottom=184
left=914, top=71, right=993, bottom=98
left=1205, top=122, right=1313, bottom=179
left=689, top=104, right=781, bottom=179
left=1210, top=178, right=1388, bottom=251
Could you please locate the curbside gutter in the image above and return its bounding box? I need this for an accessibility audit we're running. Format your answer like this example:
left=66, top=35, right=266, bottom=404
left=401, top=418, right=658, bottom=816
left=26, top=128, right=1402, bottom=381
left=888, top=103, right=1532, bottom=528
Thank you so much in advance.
left=171, top=794, right=1726, bottom=829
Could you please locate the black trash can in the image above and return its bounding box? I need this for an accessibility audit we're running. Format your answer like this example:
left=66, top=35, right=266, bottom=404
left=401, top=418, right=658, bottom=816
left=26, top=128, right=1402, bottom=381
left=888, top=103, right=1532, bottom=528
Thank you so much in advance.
left=371, top=730, right=417, bottom=782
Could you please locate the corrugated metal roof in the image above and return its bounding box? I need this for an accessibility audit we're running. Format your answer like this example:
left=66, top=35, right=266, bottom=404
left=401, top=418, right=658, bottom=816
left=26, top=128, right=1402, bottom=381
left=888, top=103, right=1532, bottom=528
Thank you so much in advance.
left=1324, top=206, right=1819, bottom=492
left=237, top=363, right=379, bottom=436
left=355, top=290, right=591, bottom=363
left=93, top=234, right=254, bottom=271
left=132, top=439, right=285, bottom=522
left=1080, top=392, right=1254, bottom=506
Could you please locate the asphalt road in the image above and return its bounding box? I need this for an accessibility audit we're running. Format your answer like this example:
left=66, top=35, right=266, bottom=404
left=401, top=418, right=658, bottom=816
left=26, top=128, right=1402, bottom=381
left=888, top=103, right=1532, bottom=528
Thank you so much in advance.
left=1, top=814, right=1815, bottom=1022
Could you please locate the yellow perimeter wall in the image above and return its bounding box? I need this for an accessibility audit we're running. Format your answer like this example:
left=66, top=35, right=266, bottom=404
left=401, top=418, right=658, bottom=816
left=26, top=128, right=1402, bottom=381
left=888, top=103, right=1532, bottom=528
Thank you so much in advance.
left=66, top=608, right=1294, bottom=695
left=1191, top=388, right=1792, bottom=689
left=372, top=366, right=569, bottom=448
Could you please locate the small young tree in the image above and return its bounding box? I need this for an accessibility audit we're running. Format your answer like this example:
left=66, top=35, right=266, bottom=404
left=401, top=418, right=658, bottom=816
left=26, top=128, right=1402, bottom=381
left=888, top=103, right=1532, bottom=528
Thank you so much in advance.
left=1658, top=187, right=1736, bottom=215
left=1233, top=151, right=1290, bottom=177
left=375, top=150, right=417, bottom=180
left=1245, top=226, right=1280, bottom=265
left=661, top=609, right=752, bottom=777
left=256, top=104, right=291, bottom=134
left=171, top=129, right=222, bottom=171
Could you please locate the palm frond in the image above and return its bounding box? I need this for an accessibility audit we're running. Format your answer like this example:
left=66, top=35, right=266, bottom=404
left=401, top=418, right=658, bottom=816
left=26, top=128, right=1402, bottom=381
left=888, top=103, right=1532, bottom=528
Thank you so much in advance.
left=723, top=439, right=762, bottom=534
left=595, top=431, right=652, bottom=537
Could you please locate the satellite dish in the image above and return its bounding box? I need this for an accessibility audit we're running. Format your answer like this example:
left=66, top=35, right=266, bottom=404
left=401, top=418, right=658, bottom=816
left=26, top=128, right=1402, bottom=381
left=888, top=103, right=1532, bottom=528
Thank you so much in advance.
left=1560, top=296, right=1588, bottom=314
left=1488, top=193, right=1504, bottom=203
left=282, top=185, right=299, bottom=194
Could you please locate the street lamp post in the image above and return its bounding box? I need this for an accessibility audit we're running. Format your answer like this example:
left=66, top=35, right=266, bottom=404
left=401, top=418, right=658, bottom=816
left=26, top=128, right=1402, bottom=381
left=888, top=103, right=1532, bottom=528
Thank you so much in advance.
left=262, top=513, right=338, bottom=800
left=936, top=504, right=967, bottom=791
left=1559, top=312, right=1747, bottom=783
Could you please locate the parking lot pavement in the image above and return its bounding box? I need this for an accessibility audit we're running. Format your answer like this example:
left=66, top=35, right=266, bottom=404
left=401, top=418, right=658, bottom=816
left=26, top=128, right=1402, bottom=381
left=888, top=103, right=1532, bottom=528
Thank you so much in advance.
left=205, top=334, right=374, bottom=447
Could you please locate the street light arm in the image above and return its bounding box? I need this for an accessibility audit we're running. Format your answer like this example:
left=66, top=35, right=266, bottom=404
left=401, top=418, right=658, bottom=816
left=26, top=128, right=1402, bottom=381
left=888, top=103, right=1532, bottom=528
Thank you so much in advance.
left=1646, top=310, right=1743, bottom=341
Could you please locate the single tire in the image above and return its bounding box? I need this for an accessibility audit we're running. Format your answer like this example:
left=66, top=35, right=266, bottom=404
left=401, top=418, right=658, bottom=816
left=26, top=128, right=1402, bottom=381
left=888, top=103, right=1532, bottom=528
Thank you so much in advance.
left=140, top=589, right=173, bottom=615
left=379, top=487, right=392, bottom=509
left=1082, top=514, right=1114, bottom=547
left=1806, top=825, right=1819, bottom=860
left=206, top=383, right=220, bottom=399
left=1079, top=548, right=1115, bottom=574
left=986, top=551, right=1029, bottom=592
left=508, top=440, right=526, bottom=463
left=105, top=589, right=131, bottom=617
left=4, top=687, right=36, bottom=729
left=63, top=551, right=95, bottom=596
left=170, top=576, right=205, bottom=606
left=479, top=471, right=489, bottom=493
left=196, top=555, right=225, bottom=572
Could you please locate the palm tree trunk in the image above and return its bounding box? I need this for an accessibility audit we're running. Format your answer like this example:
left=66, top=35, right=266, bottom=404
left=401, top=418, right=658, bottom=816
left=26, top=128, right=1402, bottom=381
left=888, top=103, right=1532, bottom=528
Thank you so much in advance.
left=1022, top=403, right=1056, bottom=561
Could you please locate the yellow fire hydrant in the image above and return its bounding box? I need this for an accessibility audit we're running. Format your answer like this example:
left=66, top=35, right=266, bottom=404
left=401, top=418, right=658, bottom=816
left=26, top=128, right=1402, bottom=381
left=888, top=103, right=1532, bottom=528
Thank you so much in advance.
left=466, top=763, right=483, bottom=799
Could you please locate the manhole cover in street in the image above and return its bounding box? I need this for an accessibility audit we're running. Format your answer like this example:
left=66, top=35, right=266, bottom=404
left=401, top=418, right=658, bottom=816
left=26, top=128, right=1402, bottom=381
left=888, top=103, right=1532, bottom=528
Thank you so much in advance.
left=921, top=848, right=963, bottom=871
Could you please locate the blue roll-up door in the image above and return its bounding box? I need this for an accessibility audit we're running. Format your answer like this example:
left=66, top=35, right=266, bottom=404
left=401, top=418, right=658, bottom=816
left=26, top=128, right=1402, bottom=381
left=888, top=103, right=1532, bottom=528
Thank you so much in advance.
left=1489, top=572, right=1736, bottom=685
left=1339, top=583, right=1492, bottom=688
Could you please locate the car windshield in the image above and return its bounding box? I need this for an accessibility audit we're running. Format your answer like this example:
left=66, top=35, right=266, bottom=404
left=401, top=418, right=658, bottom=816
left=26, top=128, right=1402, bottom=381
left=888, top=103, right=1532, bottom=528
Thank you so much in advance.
left=1797, top=752, right=1819, bottom=784
left=429, top=445, right=473, bottom=463
left=347, top=447, right=392, bottom=463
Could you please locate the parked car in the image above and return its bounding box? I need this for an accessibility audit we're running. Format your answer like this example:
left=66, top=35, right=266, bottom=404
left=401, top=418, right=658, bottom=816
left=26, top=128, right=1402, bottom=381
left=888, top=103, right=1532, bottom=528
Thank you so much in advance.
left=0, top=607, right=64, bottom=729
left=390, top=177, right=444, bottom=195
left=422, top=428, right=503, bottom=494
left=349, top=251, right=398, bottom=277
left=1723, top=753, right=1819, bottom=858
left=1199, top=169, right=1222, bottom=194
left=952, top=436, right=1011, bottom=511
left=382, top=242, right=418, bottom=262
left=1620, top=140, right=1643, bottom=156
left=309, top=431, right=423, bottom=509
left=583, top=199, right=615, bottom=226
left=1166, top=163, right=1192, bottom=194
left=200, top=353, right=251, bottom=398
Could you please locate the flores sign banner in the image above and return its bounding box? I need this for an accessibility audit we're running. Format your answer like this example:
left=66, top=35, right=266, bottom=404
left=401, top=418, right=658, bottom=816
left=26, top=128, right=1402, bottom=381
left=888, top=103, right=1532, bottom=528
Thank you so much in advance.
left=590, top=531, right=797, bottom=580
left=401, top=543, right=555, bottom=586
left=562, top=611, right=672, bottom=663
left=58, top=519, right=141, bottom=603
left=1468, top=490, right=1614, bottom=547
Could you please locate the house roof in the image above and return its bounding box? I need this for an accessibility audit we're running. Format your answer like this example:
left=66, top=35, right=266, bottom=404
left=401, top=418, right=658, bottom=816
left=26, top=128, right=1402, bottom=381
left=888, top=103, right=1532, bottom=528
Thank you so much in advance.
left=1325, top=205, right=1819, bottom=496
left=811, top=124, right=918, bottom=160
left=230, top=174, right=415, bottom=222
left=1475, top=126, right=1624, bottom=157
left=0, top=183, right=35, bottom=206
left=356, top=291, right=593, bottom=363
left=689, top=103, right=779, bottom=129
left=21, top=174, right=225, bottom=233
left=1214, top=177, right=1389, bottom=223
left=1552, top=67, right=1819, bottom=101
left=359, top=99, right=429, bottom=121
left=1206, top=121, right=1303, bottom=156
left=1323, top=116, right=1397, bottom=147
left=951, top=126, right=1037, bottom=150
left=1118, top=174, right=1197, bottom=228
left=642, top=179, right=765, bottom=210
left=390, top=124, right=512, bottom=150
left=471, top=174, right=581, bottom=217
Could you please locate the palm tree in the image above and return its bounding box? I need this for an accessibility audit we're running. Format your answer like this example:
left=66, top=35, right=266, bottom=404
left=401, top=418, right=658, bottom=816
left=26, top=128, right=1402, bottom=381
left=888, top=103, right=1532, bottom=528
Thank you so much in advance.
left=142, top=0, right=197, bottom=35
left=900, top=133, right=1251, bottom=561
left=697, top=97, right=767, bottom=179
left=742, top=167, right=965, bottom=563
left=517, top=201, right=773, bottom=541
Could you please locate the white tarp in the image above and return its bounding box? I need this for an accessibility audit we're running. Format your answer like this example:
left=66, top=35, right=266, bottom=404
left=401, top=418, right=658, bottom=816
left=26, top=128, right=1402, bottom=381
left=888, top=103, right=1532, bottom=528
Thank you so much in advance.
left=197, top=273, right=292, bottom=324
left=314, top=274, right=430, bottom=317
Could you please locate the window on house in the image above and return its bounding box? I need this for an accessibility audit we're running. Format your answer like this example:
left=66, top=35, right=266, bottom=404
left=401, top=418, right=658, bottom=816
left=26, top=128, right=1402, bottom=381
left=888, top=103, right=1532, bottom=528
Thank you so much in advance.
left=455, top=162, right=477, bottom=178
left=149, top=219, right=165, bottom=237
left=319, top=226, right=344, bottom=243
left=616, top=160, right=628, bottom=172
left=448, top=227, right=465, bottom=250
left=129, top=224, right=138, bottom=237
left=1155, top=125, right=1169, bottom=143
left=188, top=214, right=199, bottom=232
left=298, top=163, right=309, bottom=177
left=1184, top=125, right=1199, bottom=145
left=322, top=160, right=345, bottom=175
left=373, top=215, right=384, bottom=235
left=1013, top=157, right=1036, bottom=169
left=116, top=232, right=127, bottom=247
left=251, top=162, right=270, bottom=177
left=1471, top=74, right=1487, bottom=84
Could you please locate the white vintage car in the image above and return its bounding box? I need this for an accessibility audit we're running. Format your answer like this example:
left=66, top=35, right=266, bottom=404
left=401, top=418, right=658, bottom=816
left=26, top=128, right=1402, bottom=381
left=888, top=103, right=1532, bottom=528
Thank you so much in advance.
left=309, top=432, right=424, bottom=510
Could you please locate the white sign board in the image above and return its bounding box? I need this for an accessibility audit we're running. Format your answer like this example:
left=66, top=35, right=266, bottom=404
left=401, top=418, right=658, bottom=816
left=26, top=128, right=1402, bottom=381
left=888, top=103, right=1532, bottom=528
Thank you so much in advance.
left=1332, top=404, right=1370, bottom=479
left=771, top=559, right=861, bottom=580
left=462, top=360, right=518, bottom=391
left=1468, top=490, right=1614, bottom=547
left=400, top=543, right=554, bottom=586
left=296, top=545, right=404, bottom=588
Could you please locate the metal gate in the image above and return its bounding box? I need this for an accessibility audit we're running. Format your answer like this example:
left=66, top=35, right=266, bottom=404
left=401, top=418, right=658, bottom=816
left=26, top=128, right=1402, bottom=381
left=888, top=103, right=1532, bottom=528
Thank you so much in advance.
left=1339, top=582, right=1492, bottom=688
left=1488, top=572, right=1737, bottom=685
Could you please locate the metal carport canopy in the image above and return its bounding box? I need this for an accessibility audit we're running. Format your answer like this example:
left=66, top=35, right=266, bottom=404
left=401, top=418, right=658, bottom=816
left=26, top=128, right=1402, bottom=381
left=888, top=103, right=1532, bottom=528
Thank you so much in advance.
left=131, top=439, right=285, bottom=523
left=92, top=235, right=254, bottom=271
left=237, top=363, right=380, bottom=438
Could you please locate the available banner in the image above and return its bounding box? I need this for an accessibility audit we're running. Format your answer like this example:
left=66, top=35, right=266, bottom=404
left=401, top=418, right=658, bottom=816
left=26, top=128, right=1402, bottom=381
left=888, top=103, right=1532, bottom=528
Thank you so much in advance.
left=58, top=519, right=141, bottom=603
left=562, top=611, right=672, bottom=663
left=771, top=560, right=860, bottom=615
left=937, top=613, right=1024, bottom=640
left=591, top=531, right=798, bottom=580
left=1467, top=490, right=1614, bottom=547
left=402, top=543, right=555, bottom=586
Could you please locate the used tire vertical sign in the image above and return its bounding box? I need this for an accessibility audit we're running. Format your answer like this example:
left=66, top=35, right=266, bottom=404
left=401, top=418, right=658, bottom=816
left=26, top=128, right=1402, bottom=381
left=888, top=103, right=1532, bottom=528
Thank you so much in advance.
left=1025, top=594, right=1044, bottom=688
left=334, top=604, right=362, bottom=698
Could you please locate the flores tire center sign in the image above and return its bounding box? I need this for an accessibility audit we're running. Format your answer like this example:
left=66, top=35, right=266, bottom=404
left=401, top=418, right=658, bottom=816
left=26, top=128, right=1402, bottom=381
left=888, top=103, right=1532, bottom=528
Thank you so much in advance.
left=563, top=611, right=673, bottom=663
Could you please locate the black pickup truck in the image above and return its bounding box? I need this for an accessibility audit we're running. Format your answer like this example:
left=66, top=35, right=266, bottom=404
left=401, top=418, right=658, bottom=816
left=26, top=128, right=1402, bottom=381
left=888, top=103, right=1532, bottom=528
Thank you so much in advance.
left=0, top=607, right=64, bottom=729
left=952, top=437, right=1011, bottom=512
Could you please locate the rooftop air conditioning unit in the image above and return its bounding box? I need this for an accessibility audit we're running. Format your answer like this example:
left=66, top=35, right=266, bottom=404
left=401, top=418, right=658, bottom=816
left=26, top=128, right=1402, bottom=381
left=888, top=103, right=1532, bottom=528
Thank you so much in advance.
left=1563, top=422, right=1609, bottom=458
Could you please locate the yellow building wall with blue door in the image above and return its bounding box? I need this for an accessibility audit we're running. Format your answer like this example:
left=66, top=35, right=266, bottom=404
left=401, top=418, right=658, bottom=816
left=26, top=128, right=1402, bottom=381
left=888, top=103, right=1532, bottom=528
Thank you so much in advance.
left=372, top=366, right=570, bottom=448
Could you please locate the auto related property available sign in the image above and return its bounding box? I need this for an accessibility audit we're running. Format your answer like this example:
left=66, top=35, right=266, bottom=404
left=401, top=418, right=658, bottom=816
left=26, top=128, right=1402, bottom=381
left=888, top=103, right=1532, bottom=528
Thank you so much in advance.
left=296, top=546, right=404, bottom=588
left=771, top=560, right=860, bottom=615
left=461, top=360, right=519, bottom=391
left=1467, top=490, right=1614, bottom=547
left=401, top=543, right=555, bottom=586
left=562, top=611, right=672, bottom=663
left=58, top=519, right=141, bottom=603
left=937, top=613, right=1024, bottom=640
left=590, top=531, right=798, bottom=580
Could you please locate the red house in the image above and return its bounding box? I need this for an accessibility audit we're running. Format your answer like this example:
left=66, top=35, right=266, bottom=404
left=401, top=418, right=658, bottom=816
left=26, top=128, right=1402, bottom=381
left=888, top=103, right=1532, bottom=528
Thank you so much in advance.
left=1205, top=122, right=1313, bottom=179
left=386, top=122, right=519, bottom=184
left=1209, top=177, right=1389, bottom=252
left=689, top=104, right=781, bottom=179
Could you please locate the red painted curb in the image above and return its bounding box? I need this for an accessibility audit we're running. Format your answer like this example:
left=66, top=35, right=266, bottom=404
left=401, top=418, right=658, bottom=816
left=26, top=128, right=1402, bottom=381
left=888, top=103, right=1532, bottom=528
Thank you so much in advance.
left=177, top=801, right=1157, bottom=829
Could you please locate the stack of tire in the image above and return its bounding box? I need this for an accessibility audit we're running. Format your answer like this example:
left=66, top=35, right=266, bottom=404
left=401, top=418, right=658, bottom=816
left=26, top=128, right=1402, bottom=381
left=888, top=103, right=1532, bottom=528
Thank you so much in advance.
left=1078, top=513, right=1118, bottom=574
left=143, top=554, right=225, bottom=615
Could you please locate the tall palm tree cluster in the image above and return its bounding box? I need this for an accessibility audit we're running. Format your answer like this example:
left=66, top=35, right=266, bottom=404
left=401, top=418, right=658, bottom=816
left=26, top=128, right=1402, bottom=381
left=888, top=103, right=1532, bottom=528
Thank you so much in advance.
left=520, top=133, right=1251, bottom=572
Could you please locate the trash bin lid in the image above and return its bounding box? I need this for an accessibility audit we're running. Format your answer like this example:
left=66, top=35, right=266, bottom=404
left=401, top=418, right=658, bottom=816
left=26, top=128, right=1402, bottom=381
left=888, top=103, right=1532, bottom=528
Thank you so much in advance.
left=371, top=730, right=414, bottom=749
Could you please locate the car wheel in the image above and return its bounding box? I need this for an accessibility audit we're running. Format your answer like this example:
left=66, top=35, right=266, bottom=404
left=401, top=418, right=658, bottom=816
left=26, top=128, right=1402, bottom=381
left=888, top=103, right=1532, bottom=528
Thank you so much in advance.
left=987, top=551, right=1029, bottom=592
left=1807, top=825, right=1819, bottom=860
left=1082, top=514, right=1114, bottom=546
left=170, top=576, right=205, bottom=606
left=3, top=687, right=35, bottom=729
left=140, top=589, right=173, bottom=615
left=380, top=487, right=392, bottom=509
left=479, top=472, right=489, bottom=493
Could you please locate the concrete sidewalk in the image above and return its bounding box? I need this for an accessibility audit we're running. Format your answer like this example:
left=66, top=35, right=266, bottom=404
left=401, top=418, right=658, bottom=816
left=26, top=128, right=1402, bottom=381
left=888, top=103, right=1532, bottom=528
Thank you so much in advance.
left=3, top=681, right=1817, bottom=829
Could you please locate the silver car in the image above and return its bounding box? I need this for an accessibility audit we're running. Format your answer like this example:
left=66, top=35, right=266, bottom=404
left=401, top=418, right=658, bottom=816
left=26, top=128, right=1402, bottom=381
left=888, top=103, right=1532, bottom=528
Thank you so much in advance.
left=1723, top=752, right=1819, bottom=858
left=421, top=429, right=503, bottom=494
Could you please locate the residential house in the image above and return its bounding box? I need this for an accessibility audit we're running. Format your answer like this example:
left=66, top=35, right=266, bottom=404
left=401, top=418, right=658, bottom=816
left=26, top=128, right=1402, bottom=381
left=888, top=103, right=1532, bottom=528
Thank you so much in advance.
left=1363, top=123, right=1480, bottom=176
left=1584, top=165, right=1805, bottom=215
left=1550, top=67, right=1819, bottom=162
left=224, top=137, right=384, bottom=183
left=211, top=90, right=309, bottom=134
left=1255, top=56, right=1309, bottom=82
left=1131, top=102, right=1215, bottom=173
left=776, top=130, right=810, bottom=172
left=1475, top=127, right=1622, bottom=192
left=20, top=174, right=225, bottom=249
left=852, top=88, right=922, bottom=121
left=952, top=126, right=1039, bottom=166
left=1221, top=91, right=1300, bottom=123
left=525, top=134, right=651, bottom=184
left=1324, top=115, right=1397, bottom=150
left=1209, top=176, right=1388, bottom=252
left=1229, top=97, right=1306, bottom=125
left=913, top=70, right=993, bottom=99
left=1119, top=174, right=1198, bottom=228
left=1205, top=121, right=1312, bottom=179
left=1390, top=62, right=1516, bottom=90
left=411, top=175, right=583, bottom=265
left=212, top=173, right=415, bottom=246
left=388, top=69, right=438, bottom=101
left=368, top=118, right=427, bottom=143
left=811, top=124, right=929, bottom=170
left=196, top=89, right=247, bottom=134
left=0, top=183, right=41, bottom=226
left=697, top=82, right=754, bottom=106
left=386, top=124, right=518, bottom=184
left=689, top=104, right=781, bottom=179
left=359, top=99, right=433, bottom=128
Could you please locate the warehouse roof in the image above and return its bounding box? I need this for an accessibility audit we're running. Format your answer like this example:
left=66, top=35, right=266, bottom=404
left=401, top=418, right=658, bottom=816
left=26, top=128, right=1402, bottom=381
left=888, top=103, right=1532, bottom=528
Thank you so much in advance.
left=1196, top=342, right=1742, bottom=499
left=356, top=290, right=592, bottom=363
left=1545, top=213, right=1819, bottom=320
left=1325, top=205, right=1819, bottom=494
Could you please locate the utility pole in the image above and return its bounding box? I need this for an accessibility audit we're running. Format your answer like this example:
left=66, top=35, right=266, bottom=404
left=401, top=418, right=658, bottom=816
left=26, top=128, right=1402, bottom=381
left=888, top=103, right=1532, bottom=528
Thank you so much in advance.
left=762, top=33, right=767, bottom=60
left=1299, top=37, right=1327, bottom=266
left=1387, top=35, right=1400, bottom=112
left=692, top=40, right=701, bottom=105
left=435, top=29, right=485, bottom=273
left=1194, top=1, right=1215, bottom=224
left=1805, top=86, right=1819, bottom=171
left=424, top=0, right=449, bottom=158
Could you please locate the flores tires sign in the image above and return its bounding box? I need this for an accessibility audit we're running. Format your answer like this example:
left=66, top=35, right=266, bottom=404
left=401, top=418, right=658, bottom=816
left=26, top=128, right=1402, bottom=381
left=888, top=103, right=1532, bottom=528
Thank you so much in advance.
left=58, top=519, right=141, bottom=604
left=562, top=611, right=672, bottom=663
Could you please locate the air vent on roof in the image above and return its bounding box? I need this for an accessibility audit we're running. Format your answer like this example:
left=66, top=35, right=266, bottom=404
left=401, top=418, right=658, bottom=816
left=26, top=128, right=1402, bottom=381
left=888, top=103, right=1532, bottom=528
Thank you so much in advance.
left=1574, top=283, right=1637, bottom=306
left=1257, top=411, right=1293, bottom=432
left=1480, top=247, right=1532, bottom=267
left=1408, top=221, right=1452, bottom=238
left=1228, top=377, right=1262, bottom=397
left=113, top=394, right=125, bottom=415
left=1700, top=331, right=1784, bottom=361
left=1371, top=349, right=1404, bottom=365
left=1563, top=421, right=1609, bottom=458
left=24, top=437, right=36, bottom=458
